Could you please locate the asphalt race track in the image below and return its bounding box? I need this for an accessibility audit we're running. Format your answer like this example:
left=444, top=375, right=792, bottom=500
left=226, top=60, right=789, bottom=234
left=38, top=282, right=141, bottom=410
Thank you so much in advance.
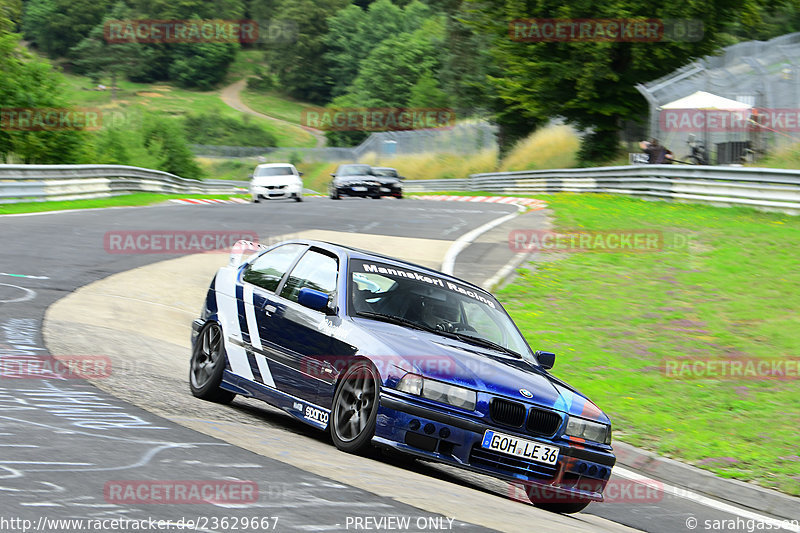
left=0, top=198, right=796, bottom=533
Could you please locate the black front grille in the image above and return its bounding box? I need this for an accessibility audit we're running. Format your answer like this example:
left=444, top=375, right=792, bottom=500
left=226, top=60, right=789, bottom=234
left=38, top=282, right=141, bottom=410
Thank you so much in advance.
left=526, top=407, right=562, bottom=437
left=470, top=445, right=558, bottom=479
left=490, top=398, right=526, bottom=427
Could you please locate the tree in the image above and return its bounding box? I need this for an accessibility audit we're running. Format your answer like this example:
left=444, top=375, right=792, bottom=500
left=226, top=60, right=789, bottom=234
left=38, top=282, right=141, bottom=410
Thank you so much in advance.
left=23, top=0, right=112, bottom=57
left=408, top=73, right=450, bottom=108
left=70, top=3, right=140, bottom=100
left=267, top=0, right=349, bottom=103
left=142, top=115, right=203, bottom=178
left=469, top=0, right=773, bottom=161
left=169, top=41, right=239, bottom=90
left=346, top=17, right=445, bottom=108
left=324, top=0, right=432, bottom=98
left=0, top=19, right=88, bottom=163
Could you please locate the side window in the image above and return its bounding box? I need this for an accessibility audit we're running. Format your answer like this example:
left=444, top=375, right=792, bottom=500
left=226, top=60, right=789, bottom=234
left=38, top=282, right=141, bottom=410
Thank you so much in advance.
left=280, top=250, right=338, bottom=304
left=242, top=244, right=305, bottom=292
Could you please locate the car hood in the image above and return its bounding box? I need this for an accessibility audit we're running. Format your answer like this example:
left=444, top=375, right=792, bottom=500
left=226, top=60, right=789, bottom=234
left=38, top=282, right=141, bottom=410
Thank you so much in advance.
left=335, top=175, right=377, bottom=184
left=353, top=318, right=610, bottom=424
left=252, top=175, right=298, bottom=185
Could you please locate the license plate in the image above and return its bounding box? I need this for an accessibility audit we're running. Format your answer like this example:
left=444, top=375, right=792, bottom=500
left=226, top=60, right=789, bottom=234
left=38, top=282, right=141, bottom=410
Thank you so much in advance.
left=352, top=186, right=367, bottom=192
left=481, top=430, right=559, bottom=465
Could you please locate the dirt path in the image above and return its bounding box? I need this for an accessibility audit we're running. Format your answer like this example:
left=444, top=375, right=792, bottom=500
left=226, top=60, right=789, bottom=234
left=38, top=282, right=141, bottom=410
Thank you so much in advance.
left=220, top=79, right=326, bottom=148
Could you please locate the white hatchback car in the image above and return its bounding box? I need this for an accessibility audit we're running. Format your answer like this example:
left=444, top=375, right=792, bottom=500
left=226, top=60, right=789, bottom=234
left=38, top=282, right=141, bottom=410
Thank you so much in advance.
left=250, top=163, right=303, bottom=203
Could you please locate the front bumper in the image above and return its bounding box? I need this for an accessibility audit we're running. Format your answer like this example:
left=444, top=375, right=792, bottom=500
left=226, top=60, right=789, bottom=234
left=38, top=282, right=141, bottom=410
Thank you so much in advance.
left=378, top=185, right=402, bottom=197
left=252, top=184, right=301, bottom=200
left=336, top=184, right=380, bottom=197
left=375, top=392, right=615, bottom=503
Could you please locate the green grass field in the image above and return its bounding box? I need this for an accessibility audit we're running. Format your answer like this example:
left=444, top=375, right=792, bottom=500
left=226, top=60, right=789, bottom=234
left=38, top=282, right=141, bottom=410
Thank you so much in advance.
left=490, top=193, right=800, bottom=495
left=240, top=89, right=312, bottom=125
left=0, top=193, right=247, bottom=215
left=61, top=74, right=316, bottom=148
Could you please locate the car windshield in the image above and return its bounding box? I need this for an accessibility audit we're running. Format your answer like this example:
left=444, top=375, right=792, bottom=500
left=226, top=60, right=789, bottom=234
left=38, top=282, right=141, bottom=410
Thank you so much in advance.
left=338, top=166, right=372, bottom=176
left=255, top=166, right=294, bottom=177
left=372, top=169, right=398, bottom=177
left=349, top=259, right=532, bottom=358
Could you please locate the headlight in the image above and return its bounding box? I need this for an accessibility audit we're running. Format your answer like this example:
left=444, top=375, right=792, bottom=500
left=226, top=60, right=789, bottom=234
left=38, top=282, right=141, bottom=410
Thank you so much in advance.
left=396, top=373, right=476, bottom=411
left=565, top=416, right=612, bottom=444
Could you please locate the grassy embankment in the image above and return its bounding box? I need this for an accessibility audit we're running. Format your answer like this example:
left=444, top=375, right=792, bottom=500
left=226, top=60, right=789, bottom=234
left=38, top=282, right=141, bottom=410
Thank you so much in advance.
left=485, top=193, right=799, bottom=495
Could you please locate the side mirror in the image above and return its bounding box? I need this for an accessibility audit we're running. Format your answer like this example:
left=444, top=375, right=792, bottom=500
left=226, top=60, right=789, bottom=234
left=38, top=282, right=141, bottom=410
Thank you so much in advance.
left=398, top=176, right=406, bottom=180
left=298, top=287, right=333, bottom=314
left=330, top=173, right=336, bottom=177
left=299, top=172, right=304, bottom=176
left=535, top=350, right=556, bottom=370
left=248, top=174, right=254, bottom=179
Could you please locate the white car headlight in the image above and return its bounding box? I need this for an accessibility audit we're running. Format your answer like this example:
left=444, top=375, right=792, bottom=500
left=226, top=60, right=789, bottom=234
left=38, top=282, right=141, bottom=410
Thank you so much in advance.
left=396, top=373, right=476, bottom=411
left=565, top=416, right=612, bottom=444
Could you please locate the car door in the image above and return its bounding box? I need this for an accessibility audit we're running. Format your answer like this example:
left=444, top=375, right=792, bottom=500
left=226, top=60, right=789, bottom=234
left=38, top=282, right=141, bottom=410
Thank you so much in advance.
left=237, top=243, right=307, bottom=390
left=259, top=248, right=340, bottom=406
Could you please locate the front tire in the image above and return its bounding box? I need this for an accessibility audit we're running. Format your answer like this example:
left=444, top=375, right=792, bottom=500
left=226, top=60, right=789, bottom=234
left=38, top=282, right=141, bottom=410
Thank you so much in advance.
left=189, top=322, right=236, bottom=404
left=330, top=361, right=379, bottom=454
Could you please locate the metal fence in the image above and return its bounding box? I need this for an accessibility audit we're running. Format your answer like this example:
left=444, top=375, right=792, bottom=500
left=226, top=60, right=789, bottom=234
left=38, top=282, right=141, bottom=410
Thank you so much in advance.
left=637, top=33, right=800, bottom=163
left=0, top=164, right=247, bottom=204
left=403, top=165, right=800, bottom=213
left=192, top=122, right=498, bottom=163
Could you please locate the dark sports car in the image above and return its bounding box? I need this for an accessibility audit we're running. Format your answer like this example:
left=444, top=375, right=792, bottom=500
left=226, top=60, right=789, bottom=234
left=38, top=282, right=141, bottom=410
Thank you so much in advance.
left=370, top=166, right=404, bottom=198
left=329, top=164, right=381, bottom=199
left=189, top=240, right=615, bottom=513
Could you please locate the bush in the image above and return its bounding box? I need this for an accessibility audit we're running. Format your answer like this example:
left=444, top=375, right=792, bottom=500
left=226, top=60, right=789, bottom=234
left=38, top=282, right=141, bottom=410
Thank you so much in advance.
left=183, top=112, right=277, bottom=147
left=246, top=67, right=277, bottom=92
left=359, top=149, right=497, bottom=180
left=499, top=124, right=580, bottom=172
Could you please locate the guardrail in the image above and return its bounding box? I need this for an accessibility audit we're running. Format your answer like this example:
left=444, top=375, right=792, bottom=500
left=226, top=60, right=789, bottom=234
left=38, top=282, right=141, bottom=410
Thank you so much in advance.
left=0, top=164, right=248, bottom=204
left=403, top=165, right=800, bottom=213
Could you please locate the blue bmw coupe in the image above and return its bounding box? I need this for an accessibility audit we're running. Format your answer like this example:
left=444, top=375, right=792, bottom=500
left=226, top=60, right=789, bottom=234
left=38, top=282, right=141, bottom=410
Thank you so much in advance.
left=190, top=239, right=615, bottom=513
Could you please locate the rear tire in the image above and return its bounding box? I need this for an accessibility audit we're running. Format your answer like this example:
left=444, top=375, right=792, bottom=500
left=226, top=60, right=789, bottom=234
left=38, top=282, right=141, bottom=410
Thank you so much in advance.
left=252, top=197, right=260, bottom=203
left=189, top=322, right=236, bottom=404
left=295, top=195, right=303, bottom=202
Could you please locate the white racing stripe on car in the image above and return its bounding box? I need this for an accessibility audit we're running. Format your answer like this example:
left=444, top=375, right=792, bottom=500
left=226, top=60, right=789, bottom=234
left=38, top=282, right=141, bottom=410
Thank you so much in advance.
left=243, top=285, right=263, bottom=351
left=214, top=267, right=254, bottom=381
left=243, top=284, right=276, bottom=388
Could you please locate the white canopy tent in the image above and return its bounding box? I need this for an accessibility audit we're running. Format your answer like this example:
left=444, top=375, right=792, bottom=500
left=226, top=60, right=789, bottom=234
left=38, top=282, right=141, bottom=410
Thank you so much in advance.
left=660, top=91, right=752, bottom=111
left=658, top=91, right=753, bottom=163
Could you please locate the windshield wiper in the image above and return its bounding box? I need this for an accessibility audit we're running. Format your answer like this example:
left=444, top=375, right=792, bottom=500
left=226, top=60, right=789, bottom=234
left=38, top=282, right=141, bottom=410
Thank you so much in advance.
left=354, top=312, right=440, bottom=334
left=447, top=333, right=522, bottom=358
